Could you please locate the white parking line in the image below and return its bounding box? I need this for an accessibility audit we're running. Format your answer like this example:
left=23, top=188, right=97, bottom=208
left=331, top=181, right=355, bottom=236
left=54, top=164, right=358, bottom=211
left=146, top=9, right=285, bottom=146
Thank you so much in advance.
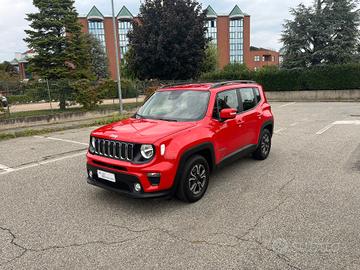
left=274, top=128, right=287, bottom=134
left=333, top=120, right=360, bottom=125
left=316, top=120, right=360, bottom=135
left=279, top=102, right=296, bottom=108
left=34, top=136, right=88, bottom=146
left=0, top=164, right=14, bottom=173
left=0, top=151, right=86, bottom=176
left=290, top=122, right=298, bottom=127
left=316, top=123, right=335, bottom=135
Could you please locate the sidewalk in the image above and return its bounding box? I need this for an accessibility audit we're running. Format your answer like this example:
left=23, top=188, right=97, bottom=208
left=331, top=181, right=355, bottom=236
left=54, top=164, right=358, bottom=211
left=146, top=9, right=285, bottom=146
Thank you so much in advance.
left=8, top=96, right=145, bottom=113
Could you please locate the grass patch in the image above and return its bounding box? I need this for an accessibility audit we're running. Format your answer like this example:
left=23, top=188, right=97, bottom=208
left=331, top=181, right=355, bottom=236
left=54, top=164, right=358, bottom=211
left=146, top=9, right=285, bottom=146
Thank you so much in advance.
left=0, top=102, right=140, bottom=120
left=0, top=113, right=130, bottom=142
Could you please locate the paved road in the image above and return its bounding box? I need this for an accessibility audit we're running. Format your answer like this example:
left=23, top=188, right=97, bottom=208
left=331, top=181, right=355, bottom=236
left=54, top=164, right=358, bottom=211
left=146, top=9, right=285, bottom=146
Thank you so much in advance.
left=0, top=102, right=359, bottom=269
left=8, top=96, right=145, bottom=113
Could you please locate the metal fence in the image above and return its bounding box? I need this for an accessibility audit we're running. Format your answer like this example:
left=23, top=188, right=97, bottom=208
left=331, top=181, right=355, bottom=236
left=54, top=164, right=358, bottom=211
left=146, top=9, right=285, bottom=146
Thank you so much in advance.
left=0, top=79, right=153, bottom=118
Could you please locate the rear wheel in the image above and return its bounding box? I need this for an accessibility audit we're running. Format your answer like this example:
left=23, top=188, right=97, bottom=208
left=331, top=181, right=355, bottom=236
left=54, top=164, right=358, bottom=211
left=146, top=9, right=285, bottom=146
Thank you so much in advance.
left=253, top=129, right=272, bottom=160
left=176, top=155, right=210, bottom=203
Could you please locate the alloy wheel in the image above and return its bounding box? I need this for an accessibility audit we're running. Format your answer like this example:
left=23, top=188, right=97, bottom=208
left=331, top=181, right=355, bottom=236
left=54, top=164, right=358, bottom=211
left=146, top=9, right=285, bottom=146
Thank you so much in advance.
left=261, top=133, right=271, bottom=156
left=188, top=164, right=207, bottom=195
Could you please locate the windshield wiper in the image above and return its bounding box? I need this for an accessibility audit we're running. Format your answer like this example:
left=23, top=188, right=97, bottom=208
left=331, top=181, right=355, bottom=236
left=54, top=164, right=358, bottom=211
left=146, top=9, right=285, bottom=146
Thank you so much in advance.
left=157, top=118, right=178, bottom=122
left=134, top=113, right=145, bottom=119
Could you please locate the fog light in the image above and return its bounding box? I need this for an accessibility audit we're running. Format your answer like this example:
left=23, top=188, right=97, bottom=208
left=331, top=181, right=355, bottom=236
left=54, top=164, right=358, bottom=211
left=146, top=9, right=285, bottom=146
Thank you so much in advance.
left=88, top=170, right=93, bottom=179
left=134, top=183, right=142, bottom=192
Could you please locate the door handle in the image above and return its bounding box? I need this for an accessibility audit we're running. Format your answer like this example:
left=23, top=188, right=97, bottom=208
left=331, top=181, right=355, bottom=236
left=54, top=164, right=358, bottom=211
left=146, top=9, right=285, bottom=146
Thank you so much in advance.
left=257, top=113, right=262, bottom=119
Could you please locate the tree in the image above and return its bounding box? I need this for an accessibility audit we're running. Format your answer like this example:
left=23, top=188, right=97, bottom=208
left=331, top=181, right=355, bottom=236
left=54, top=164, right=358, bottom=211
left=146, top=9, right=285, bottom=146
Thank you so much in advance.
left=85, top=34, right=109, bottom=80
left=0, top=61, right=18, bottom=81
left=281, top=0, right=360, bottom=68
left=25, top=0, right=94, bottom=109
left=121, top=48, right=137, bottom=79
left=201, top=44, right=218, bottom=74
left=127, top=0, right=208, bottom=80
left=322, top=0, right=360, bottom=64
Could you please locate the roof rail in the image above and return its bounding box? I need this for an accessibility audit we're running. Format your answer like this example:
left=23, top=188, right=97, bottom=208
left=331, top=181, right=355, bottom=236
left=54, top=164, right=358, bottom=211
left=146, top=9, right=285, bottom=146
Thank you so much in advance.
left=210, top=80, right=257, bottom=89
left=160, top=81, right=197, bottom=89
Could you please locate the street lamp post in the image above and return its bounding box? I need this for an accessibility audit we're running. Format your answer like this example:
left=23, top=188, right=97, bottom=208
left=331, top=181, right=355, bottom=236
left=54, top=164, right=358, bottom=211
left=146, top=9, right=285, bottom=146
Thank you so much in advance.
left=111, top=0, right=123, bottom=114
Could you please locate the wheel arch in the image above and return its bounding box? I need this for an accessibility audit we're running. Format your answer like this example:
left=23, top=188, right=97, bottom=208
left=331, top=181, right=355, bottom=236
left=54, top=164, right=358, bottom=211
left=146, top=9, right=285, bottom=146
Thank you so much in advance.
left=171, top=142, right=215, bottom=194
left=257, top=120, right=274, bottom=146
left=263, top=121, right=274, bottom=136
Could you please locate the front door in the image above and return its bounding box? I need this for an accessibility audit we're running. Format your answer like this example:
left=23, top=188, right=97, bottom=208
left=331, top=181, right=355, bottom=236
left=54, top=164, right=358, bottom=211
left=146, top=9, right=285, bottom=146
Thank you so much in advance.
left=211, top=89, right=244, bottom=161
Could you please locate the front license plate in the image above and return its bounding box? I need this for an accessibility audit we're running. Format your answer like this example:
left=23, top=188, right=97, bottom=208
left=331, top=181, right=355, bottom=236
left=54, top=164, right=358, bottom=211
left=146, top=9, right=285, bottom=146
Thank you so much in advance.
left=97, top=170, right=116, bottom=182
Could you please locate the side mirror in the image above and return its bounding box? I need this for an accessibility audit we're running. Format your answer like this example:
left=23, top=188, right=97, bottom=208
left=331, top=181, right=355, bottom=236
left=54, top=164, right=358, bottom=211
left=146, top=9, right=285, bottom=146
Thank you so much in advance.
left=220, top=108, right=237, bottom=120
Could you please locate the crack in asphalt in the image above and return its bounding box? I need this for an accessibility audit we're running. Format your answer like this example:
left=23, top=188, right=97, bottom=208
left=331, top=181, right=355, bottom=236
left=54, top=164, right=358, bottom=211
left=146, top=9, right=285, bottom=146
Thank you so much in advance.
left=239, top=197, right=289, bottom=241
left=239, top=177, right=295, bottom=241
left=0, top=225, right=140, bottom=267
left=278, top=176, right=296, bottom=194
left=0, top=226, right=29, bottom=267
left=15, top=148, right=87, bottom=168
left=0, top=177, right=299, bottom=268
left=253, top=239, right=302, bottom=270
left=108, top=224, right=238, bottom=248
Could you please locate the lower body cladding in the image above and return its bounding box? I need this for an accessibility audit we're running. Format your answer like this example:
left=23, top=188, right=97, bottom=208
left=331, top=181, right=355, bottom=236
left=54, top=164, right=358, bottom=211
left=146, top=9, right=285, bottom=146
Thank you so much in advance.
left=86, top=155, right=176, bottom=198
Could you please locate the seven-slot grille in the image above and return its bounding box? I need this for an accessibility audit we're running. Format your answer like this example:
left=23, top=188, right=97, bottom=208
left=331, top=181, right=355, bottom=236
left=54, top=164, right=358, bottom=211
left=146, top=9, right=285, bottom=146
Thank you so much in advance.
left=93, top=138, right=134, bottom=161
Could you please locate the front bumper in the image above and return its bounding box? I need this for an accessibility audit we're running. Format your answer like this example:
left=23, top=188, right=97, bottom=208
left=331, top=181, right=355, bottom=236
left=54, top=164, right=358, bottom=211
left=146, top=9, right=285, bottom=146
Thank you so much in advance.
left=87, top=163, right=172, bottom=198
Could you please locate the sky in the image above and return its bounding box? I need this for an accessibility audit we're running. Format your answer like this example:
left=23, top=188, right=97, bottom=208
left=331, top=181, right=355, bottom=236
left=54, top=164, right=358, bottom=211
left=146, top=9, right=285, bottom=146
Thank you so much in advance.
left=0, top=0, right=314, bottom=62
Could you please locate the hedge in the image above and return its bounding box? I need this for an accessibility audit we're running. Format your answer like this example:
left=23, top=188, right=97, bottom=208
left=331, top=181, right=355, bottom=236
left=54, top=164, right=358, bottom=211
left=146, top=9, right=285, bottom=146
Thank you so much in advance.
left=3, top=79, right=141, bottom=105
left=200, top=64, right=360, bottom=91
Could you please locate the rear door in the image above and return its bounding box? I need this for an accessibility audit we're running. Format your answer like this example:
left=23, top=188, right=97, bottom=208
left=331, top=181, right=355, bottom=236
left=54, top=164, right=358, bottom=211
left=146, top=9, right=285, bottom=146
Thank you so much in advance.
left=236, top=88, right=262, bottom=146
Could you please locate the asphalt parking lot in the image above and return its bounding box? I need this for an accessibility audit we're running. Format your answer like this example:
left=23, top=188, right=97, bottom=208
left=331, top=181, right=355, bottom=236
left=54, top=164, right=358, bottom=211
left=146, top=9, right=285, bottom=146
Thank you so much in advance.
left=0, top=102, right=360, bottom=269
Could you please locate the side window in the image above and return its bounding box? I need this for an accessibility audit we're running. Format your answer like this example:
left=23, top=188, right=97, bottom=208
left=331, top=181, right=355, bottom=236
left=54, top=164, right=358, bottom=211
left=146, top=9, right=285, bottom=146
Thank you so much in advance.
left=213, top=90, right=239, bottom=119
left=254, top=88, right=261, bottom=104
left=239, top=88, right=256, bottom=111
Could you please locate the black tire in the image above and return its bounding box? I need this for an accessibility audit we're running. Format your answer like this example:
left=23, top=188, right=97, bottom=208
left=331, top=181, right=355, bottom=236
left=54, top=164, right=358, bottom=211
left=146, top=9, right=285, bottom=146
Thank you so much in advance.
left=176, top=155, right=210, bottom=203
left=253, top=129, right=272, bottom=160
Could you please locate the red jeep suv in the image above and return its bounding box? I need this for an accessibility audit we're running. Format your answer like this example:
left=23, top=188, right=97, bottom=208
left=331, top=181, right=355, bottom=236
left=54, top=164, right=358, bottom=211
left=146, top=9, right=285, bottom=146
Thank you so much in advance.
left=87, top=81, right=274, bottom=202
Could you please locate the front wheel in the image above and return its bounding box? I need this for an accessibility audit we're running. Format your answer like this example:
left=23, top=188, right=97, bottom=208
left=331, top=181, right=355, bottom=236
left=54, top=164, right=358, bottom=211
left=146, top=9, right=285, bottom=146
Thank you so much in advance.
left=253, top=129, right=272, bottom=160
left=176, top=155, right=210, bottom=203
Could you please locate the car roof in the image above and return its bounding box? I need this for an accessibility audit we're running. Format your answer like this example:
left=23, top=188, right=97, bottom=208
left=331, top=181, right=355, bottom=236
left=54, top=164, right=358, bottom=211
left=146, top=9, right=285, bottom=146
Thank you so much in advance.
left=159, top=81, right=260, bottom=93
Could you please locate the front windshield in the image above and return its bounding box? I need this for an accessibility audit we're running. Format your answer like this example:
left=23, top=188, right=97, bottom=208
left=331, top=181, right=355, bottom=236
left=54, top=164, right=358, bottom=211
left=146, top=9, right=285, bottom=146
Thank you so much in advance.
left=136, top=90, right=210, bottom=122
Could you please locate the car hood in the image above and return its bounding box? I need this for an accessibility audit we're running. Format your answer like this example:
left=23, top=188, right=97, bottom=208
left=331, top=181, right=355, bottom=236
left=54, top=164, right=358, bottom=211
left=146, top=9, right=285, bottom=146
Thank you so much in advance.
left=91, top=117, right=196, bottom=144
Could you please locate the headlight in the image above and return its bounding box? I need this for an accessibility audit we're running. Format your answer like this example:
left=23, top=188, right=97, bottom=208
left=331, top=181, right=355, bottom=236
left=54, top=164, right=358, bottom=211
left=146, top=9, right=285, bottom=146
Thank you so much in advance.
left=140, top=144, right=154, bottom=159
left=89, top=137, right=96, bottom=153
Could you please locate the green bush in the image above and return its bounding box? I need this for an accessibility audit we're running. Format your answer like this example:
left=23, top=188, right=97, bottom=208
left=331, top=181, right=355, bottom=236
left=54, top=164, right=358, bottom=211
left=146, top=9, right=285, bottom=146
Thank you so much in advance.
left=72, top=79, right=108, bottom=110
left=201, top=64, right=360, bottom=91
left=7, top=95, right=32, bottom=104
left=101, top=79, right=139, bottom=99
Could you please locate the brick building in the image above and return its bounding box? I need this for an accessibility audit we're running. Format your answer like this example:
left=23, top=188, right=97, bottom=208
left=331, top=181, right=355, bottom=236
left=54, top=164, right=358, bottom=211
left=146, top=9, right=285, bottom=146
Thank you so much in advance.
left=78, top=5, right=279, bottom=80
left=248, top=46, right=280, bottom=71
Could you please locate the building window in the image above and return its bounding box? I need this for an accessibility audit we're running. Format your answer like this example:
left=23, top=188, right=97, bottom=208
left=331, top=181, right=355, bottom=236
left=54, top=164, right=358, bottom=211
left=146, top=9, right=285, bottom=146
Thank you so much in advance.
left=206, top=19, right=217, bottom=45
left=229, top=19, right=244, bottom=64
left=263, top=55, right=272, bottom=62
left=118, top=20, right=133, bottom=57
left=88, top=20, right=106, bottom=50
left=272, top=56, right=275, bottom=62
left=254, top=56, right=260, bottom=62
